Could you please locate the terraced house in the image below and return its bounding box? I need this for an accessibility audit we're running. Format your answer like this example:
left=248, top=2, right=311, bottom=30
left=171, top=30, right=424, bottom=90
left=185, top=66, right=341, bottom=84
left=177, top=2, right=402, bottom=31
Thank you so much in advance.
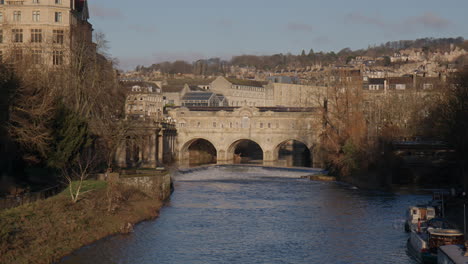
left=0, top=0, right=92, bottom=65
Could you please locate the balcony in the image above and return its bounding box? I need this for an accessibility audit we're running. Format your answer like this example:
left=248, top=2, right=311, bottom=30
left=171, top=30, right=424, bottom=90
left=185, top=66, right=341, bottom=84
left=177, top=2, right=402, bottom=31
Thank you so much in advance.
left=6, top=1, right=24, bottom=5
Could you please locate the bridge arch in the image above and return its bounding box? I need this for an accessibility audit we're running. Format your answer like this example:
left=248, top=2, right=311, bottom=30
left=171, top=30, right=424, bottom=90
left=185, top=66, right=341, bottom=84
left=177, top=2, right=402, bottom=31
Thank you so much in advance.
left=274, top=139, right=313, bottom=167
left=227, top=139, right=264, bottom=164
left=180, top=138, right=217, bottom=165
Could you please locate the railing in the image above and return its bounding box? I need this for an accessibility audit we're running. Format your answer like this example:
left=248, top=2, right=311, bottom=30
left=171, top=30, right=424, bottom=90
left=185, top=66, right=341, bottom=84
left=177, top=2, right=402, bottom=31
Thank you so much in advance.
left=0, top=185, right=62, bottom=211
left=6, top=1, right=24, bottom=5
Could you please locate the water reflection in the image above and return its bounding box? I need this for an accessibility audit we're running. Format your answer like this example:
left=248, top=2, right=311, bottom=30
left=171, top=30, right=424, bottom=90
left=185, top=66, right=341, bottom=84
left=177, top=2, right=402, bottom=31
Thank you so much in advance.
left=61, top=166, right=425, bottom=264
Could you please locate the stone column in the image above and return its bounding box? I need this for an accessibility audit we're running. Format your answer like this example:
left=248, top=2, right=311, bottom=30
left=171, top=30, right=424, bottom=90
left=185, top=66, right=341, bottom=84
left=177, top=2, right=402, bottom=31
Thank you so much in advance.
left=115, top=141, right=127, bottom=168
left=138, top=137, right=143, bottom=165
left=158, top=131, right=164, bottom=163
left=147, top=134, right=157, bottom=168
left=263, top=149, right=276, bottom=166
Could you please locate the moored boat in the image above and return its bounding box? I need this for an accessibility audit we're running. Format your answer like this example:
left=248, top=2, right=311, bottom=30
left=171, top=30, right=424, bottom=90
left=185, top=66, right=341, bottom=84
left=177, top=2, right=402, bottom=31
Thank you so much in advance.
left=408, top=228, right=464, bottom=263
left=405, top=205, right=436, bottom=232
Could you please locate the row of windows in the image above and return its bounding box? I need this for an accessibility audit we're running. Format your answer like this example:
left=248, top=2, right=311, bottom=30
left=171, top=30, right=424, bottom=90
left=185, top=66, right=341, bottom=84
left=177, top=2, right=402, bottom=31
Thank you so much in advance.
left=179, top=121, right=299, bottom=129
left=0, top=29, right=64, bottom=44
left=230, top=101, right=257, bottom=106
left=0, top=11, right=63, bottom=23
left=233, top=85, right=265, bottom=92
left=0, top=49, right=64, bottom=65
left=0, top=0, right=62, bottom=5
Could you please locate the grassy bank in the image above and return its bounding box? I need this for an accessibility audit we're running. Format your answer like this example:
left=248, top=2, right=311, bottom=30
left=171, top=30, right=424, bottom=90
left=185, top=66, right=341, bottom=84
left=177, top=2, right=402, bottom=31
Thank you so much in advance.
left=0, top=180, right=164, bottom=264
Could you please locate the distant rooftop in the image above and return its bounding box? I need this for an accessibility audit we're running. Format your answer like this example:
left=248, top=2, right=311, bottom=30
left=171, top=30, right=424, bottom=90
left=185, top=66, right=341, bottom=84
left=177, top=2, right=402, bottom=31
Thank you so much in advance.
left=225, top=78, right=268, bottom=87
left=182, top=92, right=214, bottom=101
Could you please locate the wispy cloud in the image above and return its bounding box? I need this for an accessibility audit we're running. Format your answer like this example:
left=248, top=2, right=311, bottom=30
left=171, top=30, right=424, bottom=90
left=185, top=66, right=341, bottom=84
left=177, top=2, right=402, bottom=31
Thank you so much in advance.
left=344, top=12, right=451, bottom=34
left=312, top=36, right=331, bottom=45
left=407, top=12, right=450, bottom=29
left=345, top=13, right=387, bottom=29
left=215, top=18, right=234, bottom=29
left=127, top=24, right=158, bottom=34
left=286, top=22, right=314, bottom=33
left=90, top=4, right=125, bottom=20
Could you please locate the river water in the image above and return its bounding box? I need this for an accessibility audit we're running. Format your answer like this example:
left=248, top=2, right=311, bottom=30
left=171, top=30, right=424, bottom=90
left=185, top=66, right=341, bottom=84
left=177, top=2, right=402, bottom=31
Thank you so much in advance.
left=60, top=166, right=429, bottom=264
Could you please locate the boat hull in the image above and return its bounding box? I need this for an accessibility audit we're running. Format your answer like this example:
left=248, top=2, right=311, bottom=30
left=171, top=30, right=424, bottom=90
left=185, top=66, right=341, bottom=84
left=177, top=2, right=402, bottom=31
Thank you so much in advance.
left=407, top=236, right=437, bottom=264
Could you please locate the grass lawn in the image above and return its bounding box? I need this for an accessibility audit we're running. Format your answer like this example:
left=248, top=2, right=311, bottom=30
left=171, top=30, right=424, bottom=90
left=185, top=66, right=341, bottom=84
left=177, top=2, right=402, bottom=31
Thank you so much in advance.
left=0, top=180, right=163, bottom=264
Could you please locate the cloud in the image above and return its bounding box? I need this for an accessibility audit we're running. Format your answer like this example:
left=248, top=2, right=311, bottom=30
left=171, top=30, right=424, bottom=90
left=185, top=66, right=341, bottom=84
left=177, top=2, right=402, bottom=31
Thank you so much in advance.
left=286, top=23, right=314, bottom=33
left=345, top=13, right=387, bottom=29
left=215, top=18, right=233, bottom=28
left=90, top=4, right=125, bottom=20
left=312, top=36, right=331, bottom=45
left=127, top=24, right=158, bottom=34
left=407, top=12, right=450, bottom=29
left=344, top=12, right=451, bottom=34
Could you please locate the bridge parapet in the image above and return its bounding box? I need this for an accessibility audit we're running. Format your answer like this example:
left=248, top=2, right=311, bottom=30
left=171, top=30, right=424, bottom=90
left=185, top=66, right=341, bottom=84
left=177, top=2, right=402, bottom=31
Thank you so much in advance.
left=168, top=106, right=324, bottom=167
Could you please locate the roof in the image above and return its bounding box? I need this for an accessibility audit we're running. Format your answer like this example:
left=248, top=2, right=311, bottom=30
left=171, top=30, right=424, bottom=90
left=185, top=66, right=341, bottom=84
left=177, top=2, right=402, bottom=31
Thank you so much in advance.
left=439, top=245, right=468, bottom=263
left=388, top=77, right=413, bottom=85
left=189, top=85, right=205, bottom=91
left=162, top=85, right=185, bottom=93
left=225, top=78, right=267, bottom=87
left=368, top=78, right=385, bottom=85
left=167, top=78, right=214, bottom=86
left=182, top=92, right=214, bottom=101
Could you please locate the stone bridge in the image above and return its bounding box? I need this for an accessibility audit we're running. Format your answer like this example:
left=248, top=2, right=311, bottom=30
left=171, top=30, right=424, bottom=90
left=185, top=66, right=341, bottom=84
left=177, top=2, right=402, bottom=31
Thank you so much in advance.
left=167, top=106, right=324, bottom=167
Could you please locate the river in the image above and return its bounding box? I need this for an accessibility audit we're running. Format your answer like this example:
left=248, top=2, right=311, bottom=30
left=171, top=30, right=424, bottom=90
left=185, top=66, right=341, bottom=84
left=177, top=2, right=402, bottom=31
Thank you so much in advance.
left=60, top=165, right=428, bottom=264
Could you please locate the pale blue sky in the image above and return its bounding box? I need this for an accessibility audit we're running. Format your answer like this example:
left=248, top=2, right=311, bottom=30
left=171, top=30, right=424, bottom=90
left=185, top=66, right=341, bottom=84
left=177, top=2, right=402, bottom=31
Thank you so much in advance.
left=88, top=0, right=468, bottom=70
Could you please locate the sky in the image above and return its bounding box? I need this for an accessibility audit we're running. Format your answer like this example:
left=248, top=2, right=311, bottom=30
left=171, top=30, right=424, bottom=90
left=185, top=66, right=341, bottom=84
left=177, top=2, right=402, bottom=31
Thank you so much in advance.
left=88, top=0, right=468, bottom=70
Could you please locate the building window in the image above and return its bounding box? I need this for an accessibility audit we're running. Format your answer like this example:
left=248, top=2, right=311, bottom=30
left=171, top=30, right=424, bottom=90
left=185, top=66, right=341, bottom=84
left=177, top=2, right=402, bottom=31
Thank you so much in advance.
left=13, top=49, right=22, bottom=62
left=53, top=30, right=64, bottom=44
left=32, top=11, right=40, bottom=22
left=0, top=30, right=2, bottom=44
left=0, top=12, right=3, bottom=22
left=12, top=29, right=23, bottom=43
left=52, top=50, right=63, bottom=65
left=423, top=83, right=433, bottom=90
left=31, top=29, right=42, bottom=43
left=213, top=122, right=216, bottom=128
left=32, top=50, right=42, bottom=64
left=0, top=50, right=3, bottom=63
left=33, top=0, right=39, bottom=3
left=395, top=84, right=406, bottom=90
left=13, top=11, right=21, bottom=22
left=55, top=12, right=62, bottom=23
left=55, top=0, right=61, bottom=4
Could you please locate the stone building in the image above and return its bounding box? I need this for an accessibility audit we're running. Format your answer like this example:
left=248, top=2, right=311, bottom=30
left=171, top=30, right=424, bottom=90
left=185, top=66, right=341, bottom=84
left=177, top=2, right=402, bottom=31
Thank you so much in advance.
left=210, top=76, right=273, bottom=107
left=0, top=0, right=92, bottom=65
left=266, top=82, right=327, bottom=107
left=125, top=82, right=164, bottom=121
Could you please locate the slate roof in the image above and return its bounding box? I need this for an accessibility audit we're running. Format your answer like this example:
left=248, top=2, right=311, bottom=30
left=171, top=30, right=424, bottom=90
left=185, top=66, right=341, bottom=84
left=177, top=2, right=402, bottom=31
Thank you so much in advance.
left=387, top=77, right=413, bottom=85
left=182, top=92, right=214, bottom=101
left=167, top=78, right=214, bottom=86
left=368, top=78, right=385, bottom=85
left=162, top=85, right=185, bottom=93
left=226, top=78, right=267, bottom=87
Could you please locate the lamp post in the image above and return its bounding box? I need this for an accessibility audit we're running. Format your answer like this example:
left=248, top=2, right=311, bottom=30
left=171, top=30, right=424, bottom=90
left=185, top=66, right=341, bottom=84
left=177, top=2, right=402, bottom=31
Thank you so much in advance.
left=463, top=192, right=466, bottom=238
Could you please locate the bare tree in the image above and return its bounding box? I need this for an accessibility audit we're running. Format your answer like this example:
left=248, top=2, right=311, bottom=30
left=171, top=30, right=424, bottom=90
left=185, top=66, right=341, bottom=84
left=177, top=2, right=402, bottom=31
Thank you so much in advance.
left=62, top=149, right=97, bottom=203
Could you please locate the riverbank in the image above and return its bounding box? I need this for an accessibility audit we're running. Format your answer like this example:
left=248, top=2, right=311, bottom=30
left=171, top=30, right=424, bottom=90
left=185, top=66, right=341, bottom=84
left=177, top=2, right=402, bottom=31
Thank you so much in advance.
left=0, top=180, right=165, bottom=264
